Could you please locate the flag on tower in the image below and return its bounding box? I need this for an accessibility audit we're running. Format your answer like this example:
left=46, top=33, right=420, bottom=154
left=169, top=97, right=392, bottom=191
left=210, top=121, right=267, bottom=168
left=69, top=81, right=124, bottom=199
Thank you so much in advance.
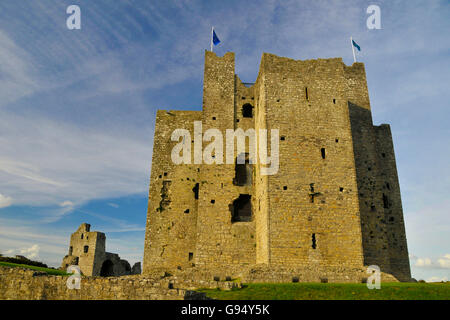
left=350, top=37, right=361, bottom=63
left=210, top=27, right=221, bottom=52
left=213, top=30, right=221, bottom=46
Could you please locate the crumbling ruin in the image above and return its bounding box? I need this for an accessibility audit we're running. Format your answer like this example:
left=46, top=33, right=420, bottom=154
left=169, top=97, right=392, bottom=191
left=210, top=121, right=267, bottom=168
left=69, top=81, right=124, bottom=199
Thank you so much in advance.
left=61, top=223, right=141, bottom=277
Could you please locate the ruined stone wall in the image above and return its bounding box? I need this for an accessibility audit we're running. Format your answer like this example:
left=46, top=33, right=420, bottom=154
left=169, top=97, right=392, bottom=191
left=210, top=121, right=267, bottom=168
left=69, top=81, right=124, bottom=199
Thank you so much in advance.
left=61, top=223, right=106, bottom=276
left=374, top=125, right=411, bottom=281
left=0, top=266, right=204, bottom=300
left=194, top=52, right=256, bottom=267
left=253, top=68, right=271, bottom=265
left=144, top=110, right=202, bottom=272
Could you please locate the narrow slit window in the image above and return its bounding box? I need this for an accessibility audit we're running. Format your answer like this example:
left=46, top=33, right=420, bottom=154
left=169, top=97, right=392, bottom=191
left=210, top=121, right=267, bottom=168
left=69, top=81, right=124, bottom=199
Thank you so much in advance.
left=305, top=87, right=309, bottom=100
left=321, top=148, right=326, bottom=159
left=382, top=194, right=389, bottom=209
left=312, top=233, right=317, bottom=249
left=192, top=183, right=199, bottom=200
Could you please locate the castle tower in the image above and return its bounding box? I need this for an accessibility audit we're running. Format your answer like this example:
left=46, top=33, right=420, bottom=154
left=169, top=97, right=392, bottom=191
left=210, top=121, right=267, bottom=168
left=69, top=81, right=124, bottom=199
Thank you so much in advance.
left=143, top=52, right=411, bottom=282
left=61, top=223, right=139, bottom=276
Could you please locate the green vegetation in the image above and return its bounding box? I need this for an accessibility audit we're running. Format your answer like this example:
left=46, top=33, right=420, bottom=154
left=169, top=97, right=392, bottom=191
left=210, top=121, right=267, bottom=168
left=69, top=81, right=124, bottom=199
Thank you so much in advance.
left=0, top=261, right=70, bottom=276
left=198, top=282, right=450, bottom=300
left=0, top=255, right=48, bottom=268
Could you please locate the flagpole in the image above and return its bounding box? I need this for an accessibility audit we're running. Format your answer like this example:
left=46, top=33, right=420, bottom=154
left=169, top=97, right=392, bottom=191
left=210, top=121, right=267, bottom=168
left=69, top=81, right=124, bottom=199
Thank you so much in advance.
left=211, top=27, right=214, bottom=52
left=350, top=36, right=356, bottom=63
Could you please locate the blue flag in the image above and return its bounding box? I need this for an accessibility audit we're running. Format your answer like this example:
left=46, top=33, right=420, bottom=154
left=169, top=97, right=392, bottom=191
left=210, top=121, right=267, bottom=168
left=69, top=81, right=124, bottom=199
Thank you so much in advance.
left=213, top=30, right=221, bottom=46
left=352, top=40, right=361, bottom=51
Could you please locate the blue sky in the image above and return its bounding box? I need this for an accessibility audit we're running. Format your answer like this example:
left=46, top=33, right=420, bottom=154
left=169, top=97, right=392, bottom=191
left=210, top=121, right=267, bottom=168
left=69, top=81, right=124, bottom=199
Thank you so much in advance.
left=0, top=0, right=448, bottom=282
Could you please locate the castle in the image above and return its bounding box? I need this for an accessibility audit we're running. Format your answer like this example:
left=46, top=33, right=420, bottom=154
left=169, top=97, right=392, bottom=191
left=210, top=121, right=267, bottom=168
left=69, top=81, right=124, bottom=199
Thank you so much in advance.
left=143, top=51, right=411, bottom=282
left=61, top=223, right=141, bottom=276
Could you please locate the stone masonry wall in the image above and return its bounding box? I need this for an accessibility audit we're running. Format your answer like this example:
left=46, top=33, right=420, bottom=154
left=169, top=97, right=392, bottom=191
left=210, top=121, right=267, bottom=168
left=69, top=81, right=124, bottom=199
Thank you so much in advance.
left=259, top=54, right=365, bottom=268
left=0, top=266, right=206, bottom=300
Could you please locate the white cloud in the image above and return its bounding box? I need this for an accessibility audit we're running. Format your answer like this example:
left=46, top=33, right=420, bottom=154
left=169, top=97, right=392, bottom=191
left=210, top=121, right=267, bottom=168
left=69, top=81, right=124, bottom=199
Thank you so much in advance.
left=426, top=276, right=448, bottom=283
left=437, top=254, right=450, bottom=269
left=107, top=203, right=119, bottom=208
left=415, top=257, right=432, bottom=267
left=411, top=254, right=450, bottom=270
left=60, top=201, right=74, bottom=208
left=0, top=193, right=12, bottom=208
left=19, top=244, right=40, bottom=260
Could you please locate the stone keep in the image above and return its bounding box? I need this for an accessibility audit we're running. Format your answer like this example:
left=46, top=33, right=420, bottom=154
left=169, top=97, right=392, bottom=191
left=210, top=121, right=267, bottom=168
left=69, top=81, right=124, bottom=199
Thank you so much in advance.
left=143, top=51, right=411, bottom=282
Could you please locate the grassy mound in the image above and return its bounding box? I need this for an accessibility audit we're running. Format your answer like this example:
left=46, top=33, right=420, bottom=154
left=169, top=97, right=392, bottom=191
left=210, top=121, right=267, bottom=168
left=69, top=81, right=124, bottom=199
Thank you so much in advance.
left=0, top=261, right=69, bottom=276
left=198, top=282, right=450, bottom=300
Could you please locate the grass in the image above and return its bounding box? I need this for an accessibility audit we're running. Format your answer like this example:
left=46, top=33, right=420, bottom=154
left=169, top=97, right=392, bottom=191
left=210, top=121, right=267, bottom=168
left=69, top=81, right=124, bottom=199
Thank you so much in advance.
left=198, top=282, right=450, bottom=300
left=0, top=261, right=70, bottom=276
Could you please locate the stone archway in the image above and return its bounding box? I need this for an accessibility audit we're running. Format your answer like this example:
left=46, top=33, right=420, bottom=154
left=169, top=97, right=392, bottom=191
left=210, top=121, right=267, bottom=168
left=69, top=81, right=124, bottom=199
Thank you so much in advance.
left=100, top=259, right=114, bottom=277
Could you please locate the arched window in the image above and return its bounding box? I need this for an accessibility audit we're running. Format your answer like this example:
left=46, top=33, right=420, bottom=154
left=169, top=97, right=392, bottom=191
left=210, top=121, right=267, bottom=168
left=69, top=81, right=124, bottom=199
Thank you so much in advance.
left=100, top=260, right=114, bottom=277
